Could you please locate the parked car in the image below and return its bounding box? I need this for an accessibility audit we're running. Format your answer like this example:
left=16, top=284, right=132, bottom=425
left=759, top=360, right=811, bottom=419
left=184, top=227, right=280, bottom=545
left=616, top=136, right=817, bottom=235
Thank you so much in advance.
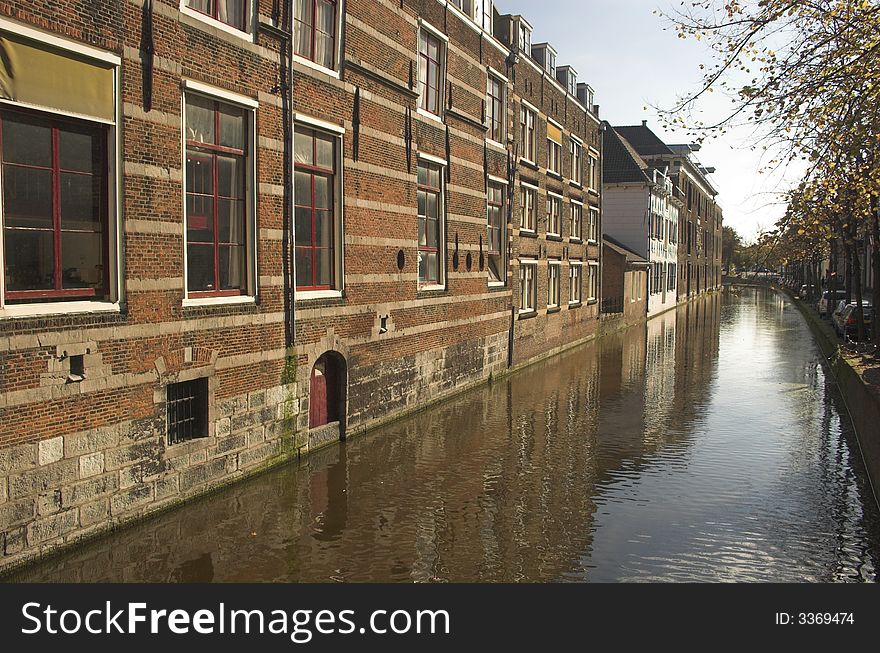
left=798, top=284, right=816, bottom=300
left=832, top=301, right=873, bottom=339
left=817, top=289, right=848, bottom=317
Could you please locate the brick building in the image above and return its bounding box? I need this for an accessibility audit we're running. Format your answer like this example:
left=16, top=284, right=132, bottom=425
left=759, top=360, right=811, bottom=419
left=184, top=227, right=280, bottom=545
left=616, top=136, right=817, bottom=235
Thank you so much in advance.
left=0, top=0, right=603, bottom=571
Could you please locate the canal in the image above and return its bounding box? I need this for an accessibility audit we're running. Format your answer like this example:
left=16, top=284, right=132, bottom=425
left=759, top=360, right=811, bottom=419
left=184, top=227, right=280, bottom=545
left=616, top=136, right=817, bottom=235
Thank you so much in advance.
left=8, top=287, right=880, bottom=582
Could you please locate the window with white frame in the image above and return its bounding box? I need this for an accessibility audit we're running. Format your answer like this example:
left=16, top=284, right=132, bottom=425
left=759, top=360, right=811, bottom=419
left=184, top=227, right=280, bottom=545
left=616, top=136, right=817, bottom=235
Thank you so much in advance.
left=293, top=0, right=338, bottom=69
left=481, top=0, right=494, bottom=31
left=519, top=259, right=536, bottom=313
left=517, top=20, right=531, bottom=54
left=520, top=184, right=536, bottom=232
left=418, top=27, right=445, bottom=116
left=588, top=153, right=599, bottom=191
left=547, top=120, right=563, bottom=175
left=294, top=124, right=341, bottom=292
left=570, top=202, right=582, bottom=241
left=569, top=261, right=582, bottom=304
left=487, top=181, right=506, bottom=284
left=0, top=27, right=119, bottom=310
left=487, top=73, right=505, bottom=144
left=520, top=104, right=536, bottom=163
left=417, top=160, right=445, bottom=287
left=184, top=92, right=255, bottom=298
left=546, top=194, right=561, bottom=236
left=570, top=138, right=582, bottom=184
left=184, top=0, right=252, bottom=32
left=588, top=263, right=599, bottom=300
left=588, top=206, right=599, bottom=242
left=548, top=260, right=561, bottom=308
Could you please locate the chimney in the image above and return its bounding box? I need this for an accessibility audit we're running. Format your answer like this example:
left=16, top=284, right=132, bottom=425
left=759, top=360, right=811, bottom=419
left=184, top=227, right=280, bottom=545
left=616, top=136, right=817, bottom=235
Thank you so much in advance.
left=642, top=120, right=647, bottom=127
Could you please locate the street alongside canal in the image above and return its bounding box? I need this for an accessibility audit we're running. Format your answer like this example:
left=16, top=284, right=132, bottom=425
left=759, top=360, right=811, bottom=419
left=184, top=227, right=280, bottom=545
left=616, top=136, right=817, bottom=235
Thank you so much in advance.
left=9, top=287, right=879, bottom=582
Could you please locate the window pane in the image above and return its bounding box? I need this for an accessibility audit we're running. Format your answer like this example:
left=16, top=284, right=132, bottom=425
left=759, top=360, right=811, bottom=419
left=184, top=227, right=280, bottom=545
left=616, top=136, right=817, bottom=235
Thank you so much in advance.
left=426, top=217, right=438, bottom=248
left=218, top=199, right=245, bottom=244
left=315, top=134, right=334, bottom=169
left=186, top=194, right=214, bottom=242
left=315, top=33, right=334, bottom=69
left=314, top=209, right=332, bottom=248
left=295, top=206, right=313, bottom=245
left=426, top=191, right=438, bottom=219
left=187, top=0, right=212, bottom=14
left=1, top=114, right=51, bottom=167
left=417, top=190, right=426, bottom=219
left=418, top=250, right=428, bottom=282
left=218, top=104, right=245, bottom=150
left=217, top=154, right=243, bottom=199
left=294, top=0, right=314, bottom=58
left=59, top=127, right=102, bottom=173
left=219, top=244, right=245, bottom=289
left=313, top=175, right=330, bottom=209
left=219, top=0, right=246, bottom=30
left=61, top=231, right=103, bottom=289
left=2, top=166, right=52, bottom=228
left=187, top=243, right=216, bottom=291
left=294, top=130, right=314, bottom=166
left=294, top=170, right=312, bottom=203
left=186, top=95, right=216, bottom=144
left=295, top=246, right=313, bottom=287
left=187, top=151, right=214, bottom=195
left=315, top=247, right=333, bottom=287
left=3, top=228, right=54, bottom=291
left=60, top=172, right=103, bottom=231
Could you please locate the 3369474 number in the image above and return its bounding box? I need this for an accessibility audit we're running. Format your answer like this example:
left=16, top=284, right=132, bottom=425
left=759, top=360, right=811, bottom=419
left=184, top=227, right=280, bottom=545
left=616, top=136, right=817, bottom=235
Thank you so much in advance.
left=798, top=613, right=854, bottom=625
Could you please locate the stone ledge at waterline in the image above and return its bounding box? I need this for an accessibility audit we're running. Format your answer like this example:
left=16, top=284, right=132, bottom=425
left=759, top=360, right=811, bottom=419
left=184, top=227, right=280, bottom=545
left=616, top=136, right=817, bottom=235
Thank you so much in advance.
left=780, top=284, right=880, bottom=507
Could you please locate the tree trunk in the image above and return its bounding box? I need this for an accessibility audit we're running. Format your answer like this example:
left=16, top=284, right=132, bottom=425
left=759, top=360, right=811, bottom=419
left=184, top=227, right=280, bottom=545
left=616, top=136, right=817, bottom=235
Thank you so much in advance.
left=852, top=243, right=866, bottom=343
left=873, top=211, right=880, bottom=348
left=844, top=240, right=853, bottom=303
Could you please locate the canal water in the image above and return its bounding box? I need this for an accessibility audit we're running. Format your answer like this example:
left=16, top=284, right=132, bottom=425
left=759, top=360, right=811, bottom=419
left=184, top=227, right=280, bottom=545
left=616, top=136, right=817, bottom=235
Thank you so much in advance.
left=9, top=287, right=880, bottom=582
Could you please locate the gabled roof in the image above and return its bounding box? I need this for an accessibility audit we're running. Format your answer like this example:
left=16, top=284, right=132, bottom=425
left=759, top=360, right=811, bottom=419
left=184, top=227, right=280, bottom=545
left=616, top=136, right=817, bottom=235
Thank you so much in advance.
left=603, top=125, right=650, bottom=185
left=613, top=124, right=675, bottom=157
left=603, top=234, right=650, bottom=265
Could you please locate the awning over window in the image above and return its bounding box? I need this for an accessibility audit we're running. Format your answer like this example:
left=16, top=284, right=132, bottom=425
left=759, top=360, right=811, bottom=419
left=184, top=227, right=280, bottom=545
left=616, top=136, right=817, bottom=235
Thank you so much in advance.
left=0, top=31, right=115, bottom=122
left=547, top=121, right=562, bottom=144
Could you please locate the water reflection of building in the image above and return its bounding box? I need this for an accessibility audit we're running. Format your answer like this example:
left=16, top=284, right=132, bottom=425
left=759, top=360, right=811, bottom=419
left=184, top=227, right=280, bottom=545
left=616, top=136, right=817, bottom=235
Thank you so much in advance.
left=10, top=296, right=725, bottom=583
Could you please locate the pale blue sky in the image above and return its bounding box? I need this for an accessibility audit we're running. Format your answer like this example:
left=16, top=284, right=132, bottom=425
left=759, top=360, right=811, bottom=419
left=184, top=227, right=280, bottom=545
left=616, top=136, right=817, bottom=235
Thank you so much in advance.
left=498, top=0, right=797, bottom=240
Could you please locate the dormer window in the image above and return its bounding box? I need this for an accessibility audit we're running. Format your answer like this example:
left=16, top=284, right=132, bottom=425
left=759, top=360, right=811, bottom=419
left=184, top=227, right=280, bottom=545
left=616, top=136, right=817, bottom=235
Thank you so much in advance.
left=516, top=19, right=531, bottom=53
left=532, top=44, right=557, bottom=79
left=450, top=0, right=474, bottom=16
left=481, top=0, right=494, bottom=32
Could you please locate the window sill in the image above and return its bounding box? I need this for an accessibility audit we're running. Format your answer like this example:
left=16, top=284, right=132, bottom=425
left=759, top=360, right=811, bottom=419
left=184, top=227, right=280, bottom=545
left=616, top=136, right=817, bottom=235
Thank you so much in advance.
left=488, top=281, right=507, bottom=289
left=296, top=289, right=344, bottom=302
left=569, top=237, right=583, bottom=244
left=486, top=138, right=507, bottom=152
left=546, top=234, right=563, bottom=242
left=588, top=187, right=600, bottom=197
left=519, top=158, right=539, bottom=171
left=587, top=298, right=598, bottom=305
left=570, top=180, right=584, bottom=190
left=183, top=295, right=256, bottom=308
left=416, top=108, right=445, bottom=126
left=587, top=239, right=599, bottom=245
left=519, top=229, right=538, bottom=238
left=179, top=5, right=254, bottom=43
left=517, top=309, right=537, bottom=320
left=568, top=301, right=582, bottom=309
left=547, top=170, right=564, bottom=181
left=0, top=300, right=121, bottom=320
left=547, top=305, right=561, bottom=314
left=418, top=284, right=447, bottom=294
left=292, top=54, right=341, bottom=79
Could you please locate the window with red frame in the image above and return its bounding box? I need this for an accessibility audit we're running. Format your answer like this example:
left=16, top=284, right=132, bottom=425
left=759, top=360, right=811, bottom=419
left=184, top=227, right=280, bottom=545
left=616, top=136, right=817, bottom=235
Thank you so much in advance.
left=185, top=0, right=249, bottom=31
left=417, top=161, right=443, bottom=286
left=185, top=94, right=249, bottom=297
left=294, top=126, right=337, bottom=291
left=487, top=182, right=505, bottom=283
left=1, top=110, right=109, bottom=304
left=419, top=30, right=443, bottom=115
left=294, top=0, right=337, bottom=69
left=487, top=74, right=504, bottom=143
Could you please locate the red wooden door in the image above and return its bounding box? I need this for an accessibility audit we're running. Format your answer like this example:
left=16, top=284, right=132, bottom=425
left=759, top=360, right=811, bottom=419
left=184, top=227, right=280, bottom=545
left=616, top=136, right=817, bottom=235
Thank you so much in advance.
left=309, top=367, right=328, bottom=428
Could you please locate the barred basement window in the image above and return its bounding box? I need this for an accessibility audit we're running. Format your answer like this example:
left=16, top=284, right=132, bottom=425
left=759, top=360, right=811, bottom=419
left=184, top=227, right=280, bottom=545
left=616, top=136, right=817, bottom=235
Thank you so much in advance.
left=166, top=378, right=209, bottom=445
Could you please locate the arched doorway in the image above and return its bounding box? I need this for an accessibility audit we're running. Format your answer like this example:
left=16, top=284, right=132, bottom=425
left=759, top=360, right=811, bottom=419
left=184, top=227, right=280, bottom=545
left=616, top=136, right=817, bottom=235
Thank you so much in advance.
left=309, top=351, right=347, bottom=438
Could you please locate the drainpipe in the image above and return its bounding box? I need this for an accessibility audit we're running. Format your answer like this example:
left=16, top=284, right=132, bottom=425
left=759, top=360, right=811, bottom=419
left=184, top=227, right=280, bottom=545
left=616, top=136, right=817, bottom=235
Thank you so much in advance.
left=262, top=1, right=295, bottom=350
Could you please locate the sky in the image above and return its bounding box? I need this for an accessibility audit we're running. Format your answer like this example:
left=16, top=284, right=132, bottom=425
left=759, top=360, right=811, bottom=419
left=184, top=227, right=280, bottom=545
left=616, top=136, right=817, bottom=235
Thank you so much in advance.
left=498, top=0, right=804, bottom=241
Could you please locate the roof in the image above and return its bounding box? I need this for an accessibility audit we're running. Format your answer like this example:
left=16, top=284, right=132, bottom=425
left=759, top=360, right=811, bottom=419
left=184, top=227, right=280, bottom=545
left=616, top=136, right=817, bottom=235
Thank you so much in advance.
left=603, top=126, right=650, bottom=184
left=603, top=234, right=650, bottom=265
left=613, top=124, right=675, bottom=157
